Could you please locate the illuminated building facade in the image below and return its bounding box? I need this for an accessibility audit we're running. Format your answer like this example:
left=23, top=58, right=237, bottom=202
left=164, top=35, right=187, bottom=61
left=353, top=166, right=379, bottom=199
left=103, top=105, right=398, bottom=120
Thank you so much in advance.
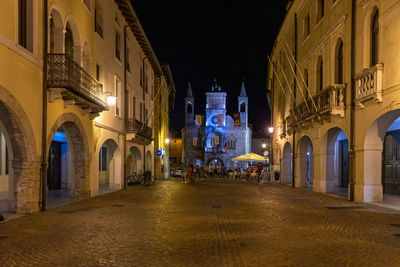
left=269, top=0, right=400, bottom=203
left=182, top=81, right=252, bottom=168
left=0, top=0, right=174, bottom=214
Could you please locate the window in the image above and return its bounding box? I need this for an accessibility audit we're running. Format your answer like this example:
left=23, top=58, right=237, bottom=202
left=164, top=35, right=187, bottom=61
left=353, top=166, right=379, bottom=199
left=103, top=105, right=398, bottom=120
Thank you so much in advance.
left=317, top=56, right=323, bottom=91
left=65, top=23, right=74, bottom=58
left=94, top=2, right=103, bottom=38
left=371, top=8, right=379, bottom=66
left=133, top=96, right=136, bottom=119
left=99, top=147, right=107, bottom=171
left=96, top=64, right=100, bottom=81
left=140, top=66, right=143, bottom=87
left=140, top=103, right=143, bottom=122
left=336, top=40, right=344, bottom=84
left=316, top=0, right=324, bottom=22
left=304, top=13, right=310, bottom=38
left=126, top=48, right=131, bottom=72
left=304, top=69, right=309, bottom=99
left=187, top=103, right=193, bottom=113
left=18, top=0, right=34, bottom=52
left=115, top=32, right=121, bottom=60
left=240, top=103, right=246, bottom=113
left=115, top=76, right=121, bottom=116
left=145, top=75, right=148, bottom=93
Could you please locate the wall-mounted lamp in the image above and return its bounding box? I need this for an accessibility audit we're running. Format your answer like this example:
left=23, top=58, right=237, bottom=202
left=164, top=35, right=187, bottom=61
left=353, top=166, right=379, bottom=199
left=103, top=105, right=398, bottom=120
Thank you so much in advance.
left=165, top=138, right=170, bottom=144
left=103, top=92, right=116, bottom=106
left=268, top=127, right=274, bottom=134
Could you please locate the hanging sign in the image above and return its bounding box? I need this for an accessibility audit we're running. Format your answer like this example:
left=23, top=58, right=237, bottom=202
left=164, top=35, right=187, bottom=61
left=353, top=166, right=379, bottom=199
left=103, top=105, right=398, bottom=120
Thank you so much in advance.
left=193, top=137, right=198, bottom=146
left=214, top=135, right=219, bottom=145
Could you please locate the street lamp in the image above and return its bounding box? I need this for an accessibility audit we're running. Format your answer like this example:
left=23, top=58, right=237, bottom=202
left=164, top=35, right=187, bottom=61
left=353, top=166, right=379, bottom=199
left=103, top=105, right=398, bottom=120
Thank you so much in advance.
left=103, top=92, right=116, bottom=106
left=165, top=138, right=170, bottom=144
left=268, top=127, right=274, bottom=134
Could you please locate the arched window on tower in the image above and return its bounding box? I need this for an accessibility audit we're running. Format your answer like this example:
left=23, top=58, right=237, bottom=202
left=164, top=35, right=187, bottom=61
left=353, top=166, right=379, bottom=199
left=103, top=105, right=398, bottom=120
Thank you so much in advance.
left=371, top=8, right=379, bottom=66
left=240, top=103, right=246, bottom=113
left=186, top=103, right=192, bottom=113
left=317, top=56, right=323, bottom=91
left=336, top=40, right=344, bottom=84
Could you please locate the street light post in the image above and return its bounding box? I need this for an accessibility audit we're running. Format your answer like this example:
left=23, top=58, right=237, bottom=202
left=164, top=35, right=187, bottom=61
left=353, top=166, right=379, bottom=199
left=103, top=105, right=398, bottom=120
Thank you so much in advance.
left=268, top=127, right=274, bottom=182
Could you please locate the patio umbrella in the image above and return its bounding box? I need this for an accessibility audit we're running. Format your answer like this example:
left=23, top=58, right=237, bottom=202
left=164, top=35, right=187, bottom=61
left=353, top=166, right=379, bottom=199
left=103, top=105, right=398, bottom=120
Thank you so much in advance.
left=232, top=153, right=269, bottom=162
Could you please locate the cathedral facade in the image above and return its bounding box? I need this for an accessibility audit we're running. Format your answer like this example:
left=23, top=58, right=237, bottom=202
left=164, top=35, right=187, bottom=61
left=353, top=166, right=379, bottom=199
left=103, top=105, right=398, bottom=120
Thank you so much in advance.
left=182, top=81, right=252, bottom=168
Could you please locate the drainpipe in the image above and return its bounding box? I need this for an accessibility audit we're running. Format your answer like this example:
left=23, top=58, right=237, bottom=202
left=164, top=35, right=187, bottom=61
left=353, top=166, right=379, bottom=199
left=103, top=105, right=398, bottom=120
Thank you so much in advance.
left=349, top=0, right=356, bottom=201
left=292, top=13, right=298, bottom=188
left=41, top=0, right=49, bottom=211
left=123, top=25, right=128, bottom=189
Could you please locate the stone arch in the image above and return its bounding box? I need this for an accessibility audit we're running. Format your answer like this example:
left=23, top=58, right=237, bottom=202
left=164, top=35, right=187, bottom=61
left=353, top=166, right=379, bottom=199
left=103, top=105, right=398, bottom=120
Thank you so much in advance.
left=282, top=142, right=292, bottom=185
left=206, top=157, right=224, bottom=168
left=49, top=7, right=64, bottom=53
left=189, top=156, right=203, bottom=167
left=296, top=135, right=314, bottom=188
left=47, top=113, right=90, bottom=201
left=319, top=127, right=349, bottom=194
left=360, top=109, right=400, bottom=202
left=0, top=85, right=40, bottom=213
left=97, top=138, right=121, bottom=194
left=127, top=145, right=142, bottom=175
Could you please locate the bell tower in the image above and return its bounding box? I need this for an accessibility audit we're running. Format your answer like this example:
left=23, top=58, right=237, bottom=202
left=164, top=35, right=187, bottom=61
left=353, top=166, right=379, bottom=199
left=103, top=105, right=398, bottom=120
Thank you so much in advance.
left=185, top=82, right=194, bottom=124
left=238, top=80, right=248, bottom=127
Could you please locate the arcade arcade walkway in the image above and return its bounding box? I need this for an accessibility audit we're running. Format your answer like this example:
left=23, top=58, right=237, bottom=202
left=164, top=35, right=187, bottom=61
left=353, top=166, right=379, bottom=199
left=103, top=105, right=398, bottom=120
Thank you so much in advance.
left=0, top=180, right=400, bottom=266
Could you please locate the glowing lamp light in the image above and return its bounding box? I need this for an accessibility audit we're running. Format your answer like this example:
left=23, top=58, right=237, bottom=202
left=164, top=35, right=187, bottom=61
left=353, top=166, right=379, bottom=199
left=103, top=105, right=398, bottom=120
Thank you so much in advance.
left=106, top=95, right=117, bottom=106
left=165, top=138, right=170, bottom=144
left=268, top=127, right=274, bottom=134
left=262, top=143, right=267, bottom=148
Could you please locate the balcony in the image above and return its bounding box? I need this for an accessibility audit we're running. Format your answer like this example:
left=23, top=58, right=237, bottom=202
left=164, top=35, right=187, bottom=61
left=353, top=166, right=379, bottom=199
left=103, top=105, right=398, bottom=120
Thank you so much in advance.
left=47, top=54, right=108, bottom=119
left=126, top=118, right=153, bottom=145
left=290, top=84, right=346, bottom=125
left=354, top=64, right=383, bottom=106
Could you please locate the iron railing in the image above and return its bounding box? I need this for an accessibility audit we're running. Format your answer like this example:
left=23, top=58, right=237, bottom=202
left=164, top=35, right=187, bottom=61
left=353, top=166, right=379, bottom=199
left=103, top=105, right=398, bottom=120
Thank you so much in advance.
left=47, top=53, right=106, bottom=109
left=290, top=84, right=346, bottom=125
left=126, top=118, right=153, bottom=140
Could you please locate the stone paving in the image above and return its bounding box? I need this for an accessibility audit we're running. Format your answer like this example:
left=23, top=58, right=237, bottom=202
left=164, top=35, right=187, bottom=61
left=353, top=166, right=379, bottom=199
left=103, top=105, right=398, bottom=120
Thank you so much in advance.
left=1, top=179, right=400, bottom=266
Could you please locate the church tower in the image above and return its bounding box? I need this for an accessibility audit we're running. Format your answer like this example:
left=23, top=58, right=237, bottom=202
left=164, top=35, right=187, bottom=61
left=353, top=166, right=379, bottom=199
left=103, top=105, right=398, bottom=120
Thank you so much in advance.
left=238, top=81, right=248, bottom=127
left=185, top=82, right=194, bottom=124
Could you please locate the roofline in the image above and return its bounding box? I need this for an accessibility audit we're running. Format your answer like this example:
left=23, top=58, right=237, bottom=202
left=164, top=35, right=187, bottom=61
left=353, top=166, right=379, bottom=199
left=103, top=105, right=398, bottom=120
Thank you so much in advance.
left=115, top=0, right=163, bottom=76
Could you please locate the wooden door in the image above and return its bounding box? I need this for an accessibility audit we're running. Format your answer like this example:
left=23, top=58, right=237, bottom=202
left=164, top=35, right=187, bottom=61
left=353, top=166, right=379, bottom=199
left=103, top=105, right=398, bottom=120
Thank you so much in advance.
left=47, top=141, right=62, bottom=190
left=383, top=131, right=400, bottom=195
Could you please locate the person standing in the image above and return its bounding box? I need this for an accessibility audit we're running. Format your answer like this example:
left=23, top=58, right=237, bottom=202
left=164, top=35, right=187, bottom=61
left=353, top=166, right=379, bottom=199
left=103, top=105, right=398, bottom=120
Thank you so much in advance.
left=179, top=163, right=186, bottom=183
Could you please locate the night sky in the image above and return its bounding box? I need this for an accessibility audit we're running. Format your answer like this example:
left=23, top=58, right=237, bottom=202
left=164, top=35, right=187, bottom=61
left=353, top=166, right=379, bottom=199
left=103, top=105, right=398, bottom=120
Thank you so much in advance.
left=132, top=1, right=289, bottom=134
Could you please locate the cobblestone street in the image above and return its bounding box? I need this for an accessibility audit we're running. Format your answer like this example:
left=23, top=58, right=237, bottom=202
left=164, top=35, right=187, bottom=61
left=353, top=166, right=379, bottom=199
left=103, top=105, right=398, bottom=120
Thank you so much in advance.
left=1, top=179, right=400, bottom=266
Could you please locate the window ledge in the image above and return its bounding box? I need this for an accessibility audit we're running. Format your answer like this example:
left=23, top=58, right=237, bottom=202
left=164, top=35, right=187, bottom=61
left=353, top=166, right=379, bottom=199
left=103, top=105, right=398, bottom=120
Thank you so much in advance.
left=302, top=35, right=310, bottom=45
left=331, top=0, right=340, bottom=9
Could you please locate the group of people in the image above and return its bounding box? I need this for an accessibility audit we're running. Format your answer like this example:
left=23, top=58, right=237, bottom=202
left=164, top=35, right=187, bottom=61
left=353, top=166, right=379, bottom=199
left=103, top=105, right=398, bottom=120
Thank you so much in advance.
left=178, top=163, right=270, bottom=183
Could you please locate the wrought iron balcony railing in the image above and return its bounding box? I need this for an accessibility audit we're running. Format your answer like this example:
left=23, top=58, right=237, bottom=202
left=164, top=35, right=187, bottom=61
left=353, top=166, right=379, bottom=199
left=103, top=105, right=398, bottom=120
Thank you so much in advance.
left=290, top=84, right=346, bottom=125
left=354, top=63, right=383, bottom=104
left=47, top=53, right=108, bottom=115
left=126, top=118, right=153, bottom=141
